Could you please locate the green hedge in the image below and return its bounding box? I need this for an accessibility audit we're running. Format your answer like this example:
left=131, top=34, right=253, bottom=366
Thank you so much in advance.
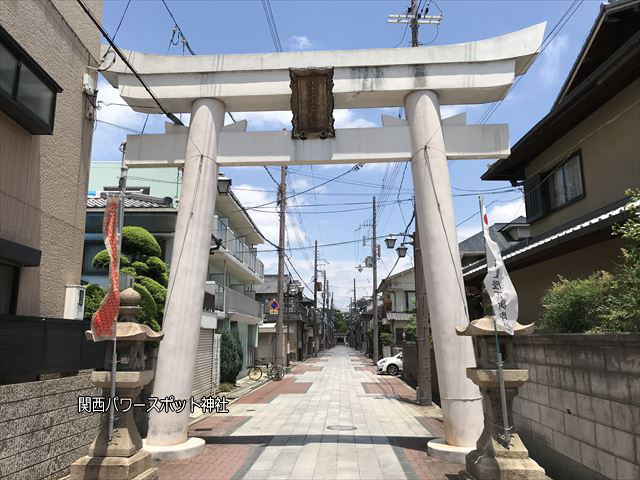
left=539, top=189, right=640, bottom=333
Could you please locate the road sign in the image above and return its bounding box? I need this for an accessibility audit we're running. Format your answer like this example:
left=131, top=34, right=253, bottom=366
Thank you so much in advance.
left=269, top=309, right=279, bottom=315
left=269, top=299, right=279, bottom=310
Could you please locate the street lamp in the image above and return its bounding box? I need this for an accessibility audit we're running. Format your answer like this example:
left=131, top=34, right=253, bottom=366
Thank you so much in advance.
left=217, top=173, right=231, bottom=195
left=385, top=235, right=397, bottom=249
left=385, top=232, right=414, bottom=258
left=396, top=244, right=409, bottom=258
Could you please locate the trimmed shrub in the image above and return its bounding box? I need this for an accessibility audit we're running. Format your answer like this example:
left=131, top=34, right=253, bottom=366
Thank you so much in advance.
left=92, top=250, right=130, bottom=270
left=133, top=283, right=160, bottom=331
left=131, top=261, right=149, bottom=277
left=136, top=276, right=167, bottom=307
left=158, top=273, right=169, bottom=287
left=539, top=272, right=614, bottom=333
left=83, top=284, right=106, bottom=321
left=121, top=266, right=136, bottom=277
left=122, top=226, right=161, bottom=259
left=220, top=328, right=240, bottom=384
left=146, top=256, right=168, bottom=282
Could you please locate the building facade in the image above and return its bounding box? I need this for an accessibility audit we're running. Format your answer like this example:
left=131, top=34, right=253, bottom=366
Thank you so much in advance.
left=0, top=2, right=103, bottom=479
left=0, top=0, right=101, bottom=318
left=468, top=0, right=640, bottom=325
left=83, top=164, right=265, bottom=383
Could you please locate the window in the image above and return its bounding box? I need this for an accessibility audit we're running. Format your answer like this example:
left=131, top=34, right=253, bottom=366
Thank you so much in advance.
left=405, top=291, right=416, bottom=312
left=547, top=153, right=584, bottom=210
left=524, top=152, right=585, bottom=222
left=0, top=25, right=62, bottom=134
left=0, top=263, right=19, bottom=314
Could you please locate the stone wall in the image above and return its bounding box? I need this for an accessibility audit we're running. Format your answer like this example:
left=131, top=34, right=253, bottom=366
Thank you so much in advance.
left=0, top=373, right=100, bottom=479
left=513, top=334, right=640, bottom=480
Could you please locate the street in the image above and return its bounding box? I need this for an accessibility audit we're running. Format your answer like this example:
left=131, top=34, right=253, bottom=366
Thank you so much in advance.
left=158, top=346, right=464, bottom=480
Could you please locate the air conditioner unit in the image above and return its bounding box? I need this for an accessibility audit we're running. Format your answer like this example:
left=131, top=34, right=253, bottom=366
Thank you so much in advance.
left=64, top=285, right=86, bottom=320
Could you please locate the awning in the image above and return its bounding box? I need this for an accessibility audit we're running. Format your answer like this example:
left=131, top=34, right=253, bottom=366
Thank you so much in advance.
left=259, top=322, right=276, bottom=333
left=386, top=312, right=413, bottom=322
left=230, top=312, right=262, bottom=325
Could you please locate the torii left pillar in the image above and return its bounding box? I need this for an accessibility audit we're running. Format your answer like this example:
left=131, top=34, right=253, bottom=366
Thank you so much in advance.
left=144, top=98, right=225, bottom=458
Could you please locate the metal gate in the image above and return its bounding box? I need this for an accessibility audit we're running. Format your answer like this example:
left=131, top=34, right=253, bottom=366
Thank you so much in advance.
left=192, top=328, right=214, bottom=400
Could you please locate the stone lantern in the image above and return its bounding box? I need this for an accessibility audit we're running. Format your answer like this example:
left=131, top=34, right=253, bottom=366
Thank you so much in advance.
left=69, top=287, right=163, bottom=480
left=456, top=316, right=549, bottom=480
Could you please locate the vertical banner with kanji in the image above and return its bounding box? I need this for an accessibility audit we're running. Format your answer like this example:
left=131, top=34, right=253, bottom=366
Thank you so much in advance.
left=480, top=197, right=518, bottom=335
left=91, top=195, right=121, bottom=341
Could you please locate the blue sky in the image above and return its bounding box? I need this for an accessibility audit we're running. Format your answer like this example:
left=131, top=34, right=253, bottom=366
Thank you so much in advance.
left=91, top=0, right=603, bottom=307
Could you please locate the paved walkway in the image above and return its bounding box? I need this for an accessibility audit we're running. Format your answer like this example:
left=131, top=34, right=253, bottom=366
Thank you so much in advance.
left=158, top=346, right=466, bottom=479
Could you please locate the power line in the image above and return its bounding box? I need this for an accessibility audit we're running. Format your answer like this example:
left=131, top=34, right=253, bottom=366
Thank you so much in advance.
left=77, top=0, right=184, bottom=127
left=261, top=0, right=283, bottom=52
left=477, top=0, right=584, bottom=125
left=160, top=0, right=196, bottom=55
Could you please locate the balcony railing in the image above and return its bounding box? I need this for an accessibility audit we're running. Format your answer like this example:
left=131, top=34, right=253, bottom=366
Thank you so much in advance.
left=215, top=218, right=264, bottom=278
left=204, top=282, right=262, bottom=320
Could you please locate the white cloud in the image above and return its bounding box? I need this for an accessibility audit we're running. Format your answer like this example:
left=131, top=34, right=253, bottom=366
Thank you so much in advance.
left=333, top=109, right=376, bottom=129
left=289, top=35, right=313, bottom=50
left=539, top=34, right=570, bottom=85
left=291, top=177, right=311, bottom=190
left=232, top=110, right=292, bottom=130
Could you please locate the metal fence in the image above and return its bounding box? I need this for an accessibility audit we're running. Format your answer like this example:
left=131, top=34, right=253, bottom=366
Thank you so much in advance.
left=0, top=315, right=105, bottom=382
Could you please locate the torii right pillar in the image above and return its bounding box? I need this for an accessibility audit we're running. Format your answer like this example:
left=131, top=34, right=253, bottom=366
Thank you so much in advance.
left=405, top=89, right=485, bottom=460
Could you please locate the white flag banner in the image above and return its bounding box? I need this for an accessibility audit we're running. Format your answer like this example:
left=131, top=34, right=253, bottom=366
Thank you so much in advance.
left=480, top=197, right=518, bottom=335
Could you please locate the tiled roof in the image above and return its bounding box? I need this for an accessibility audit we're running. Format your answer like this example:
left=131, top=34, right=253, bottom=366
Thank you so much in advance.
left=462, top=201, right=638, bottom=278
left=87, top=196, right=175, bottom=209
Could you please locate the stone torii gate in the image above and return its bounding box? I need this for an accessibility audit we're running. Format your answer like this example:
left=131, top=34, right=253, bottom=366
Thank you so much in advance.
left=100, top=23, right=545, bottom=458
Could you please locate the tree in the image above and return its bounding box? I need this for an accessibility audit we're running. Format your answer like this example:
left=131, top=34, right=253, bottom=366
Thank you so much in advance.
left=92, top=226, right=168, bottom=331
left=334, top=310, right=348, bottom=333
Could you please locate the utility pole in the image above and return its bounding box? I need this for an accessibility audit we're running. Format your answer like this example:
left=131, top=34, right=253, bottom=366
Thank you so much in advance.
left=275, top=165, right=287, bottom=367
left=414, top=217, right=432, bottom=404
left=372, top=196, right=379, bottom=363
left=322, top=269, right=327, bottom=350
left=410, top=0, right=420, bottom=48
left=313, top=240, right=319, bottom=357
left=410, top=0, right=433, bottom=406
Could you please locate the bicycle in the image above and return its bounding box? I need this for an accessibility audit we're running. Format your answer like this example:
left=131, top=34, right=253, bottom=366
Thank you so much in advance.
left=248, top=362, right=285, bottom=382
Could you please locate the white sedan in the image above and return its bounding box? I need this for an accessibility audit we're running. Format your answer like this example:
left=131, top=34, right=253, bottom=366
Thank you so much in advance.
left=377, top=352, right=403, bottom=376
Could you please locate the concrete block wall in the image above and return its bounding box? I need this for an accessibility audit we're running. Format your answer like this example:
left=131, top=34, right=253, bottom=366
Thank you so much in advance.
left=513, top=334, right=640, bottom=480
left=0, top=373, right=100, bottom=479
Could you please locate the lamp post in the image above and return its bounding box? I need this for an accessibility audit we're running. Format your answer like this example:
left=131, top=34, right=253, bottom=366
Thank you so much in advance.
left=384, top=230, right=432, bottom=405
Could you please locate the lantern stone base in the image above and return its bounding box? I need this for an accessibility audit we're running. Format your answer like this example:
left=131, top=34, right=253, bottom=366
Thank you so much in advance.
left=68, top=450, right=158, bottom=480
left=465, top=435, right=549, bottom=480
left=142, top=437, right=205, bottom=460
left=427, top=438, right=474, bottom=464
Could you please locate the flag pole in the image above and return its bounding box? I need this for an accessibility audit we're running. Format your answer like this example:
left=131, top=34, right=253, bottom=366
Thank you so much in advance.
left=479, top=196, right=512, bottom=447
left=108, top=142, right=127, bottom=440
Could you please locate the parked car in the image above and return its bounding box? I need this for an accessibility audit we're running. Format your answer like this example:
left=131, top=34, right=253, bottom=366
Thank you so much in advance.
left=377, top=352, right=403, bottom=376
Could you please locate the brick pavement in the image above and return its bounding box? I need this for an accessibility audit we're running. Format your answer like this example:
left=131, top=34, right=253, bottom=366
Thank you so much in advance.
left=155, top=346, right=469, bottom=479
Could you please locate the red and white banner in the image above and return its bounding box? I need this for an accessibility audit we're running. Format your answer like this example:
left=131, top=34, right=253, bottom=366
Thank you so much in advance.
left=91, top=195, right=121, bottom=341
left=480, top=197, right=518, bottom=335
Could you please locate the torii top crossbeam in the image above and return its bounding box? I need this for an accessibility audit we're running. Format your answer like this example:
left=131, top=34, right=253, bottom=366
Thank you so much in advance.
left=101, top=23, right=544, bottom=113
